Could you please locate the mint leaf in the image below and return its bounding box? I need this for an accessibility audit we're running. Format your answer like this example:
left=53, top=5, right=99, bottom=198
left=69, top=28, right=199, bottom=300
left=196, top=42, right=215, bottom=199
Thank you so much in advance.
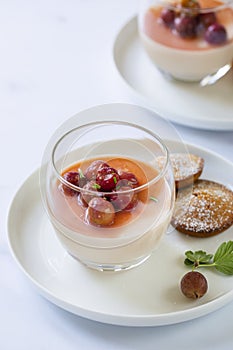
left=183, top=241, right=233, bottom=275
left=150, top=196, right=158, bottom=203
left=184, top=250, right=213, bottom=267
left=92, top=183, right=101, bottom=190
left=78, top=168, right=85, bottom=178
left=184, top=258, right=195, bottom=266
left=214, top=241, right=233, bottom=275
left=214, top=257, right=233, bottom=275
left=214, top=241, right=233, bottom=261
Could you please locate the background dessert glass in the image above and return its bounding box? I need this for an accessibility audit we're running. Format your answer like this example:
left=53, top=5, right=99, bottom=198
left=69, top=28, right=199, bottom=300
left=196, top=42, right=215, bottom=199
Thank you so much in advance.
left=40, top=108, right=176, bottom=272
left=138, top=0, right=233, bottom=84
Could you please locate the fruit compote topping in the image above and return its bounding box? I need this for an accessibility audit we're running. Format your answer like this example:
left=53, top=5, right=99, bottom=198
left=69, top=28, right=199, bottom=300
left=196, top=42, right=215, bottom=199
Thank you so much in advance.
left=160, top=0, right=227, bottom=44
left=61, top=170, right=87, bottom=196
left=60, top=160, right=141, bottom=227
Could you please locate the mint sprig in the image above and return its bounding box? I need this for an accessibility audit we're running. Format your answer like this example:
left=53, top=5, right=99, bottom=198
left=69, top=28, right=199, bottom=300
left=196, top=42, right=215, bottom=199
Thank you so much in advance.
left=78, top=168, right=85, bottom=178
left=150, top=196, right=158, bottom=203
left=184, top=241, right=233, bottom=275
left=185, top=250, right=213, bottom=266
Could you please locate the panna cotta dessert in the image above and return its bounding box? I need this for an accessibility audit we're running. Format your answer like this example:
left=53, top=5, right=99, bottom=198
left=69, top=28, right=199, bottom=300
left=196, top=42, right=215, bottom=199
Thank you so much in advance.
left=40, top=120, right=175, bottom=271
left=139, top=0, right=233, bottom=81
left=50, top=156, right=173, bottom=270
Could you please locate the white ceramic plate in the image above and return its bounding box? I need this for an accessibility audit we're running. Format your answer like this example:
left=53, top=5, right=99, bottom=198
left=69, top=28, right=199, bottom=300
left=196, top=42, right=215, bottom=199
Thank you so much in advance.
left=7, top=142, right=233, bottom=326
left=113, top=17, right=233, bottom=131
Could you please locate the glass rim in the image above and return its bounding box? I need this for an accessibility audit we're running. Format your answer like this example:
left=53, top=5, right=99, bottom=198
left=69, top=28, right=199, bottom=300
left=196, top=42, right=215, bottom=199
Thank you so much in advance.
left=51, top=120, right=170, bottom=195
left=159, top=0, right=233, bottom=13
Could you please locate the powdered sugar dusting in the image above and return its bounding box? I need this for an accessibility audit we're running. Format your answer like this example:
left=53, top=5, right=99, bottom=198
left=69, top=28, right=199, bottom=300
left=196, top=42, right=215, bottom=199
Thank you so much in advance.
left=157, top=153, right=204, bottom=189
left=170, top=153, right=204, bottom=181
left=172, top=179, right=233, bottom=235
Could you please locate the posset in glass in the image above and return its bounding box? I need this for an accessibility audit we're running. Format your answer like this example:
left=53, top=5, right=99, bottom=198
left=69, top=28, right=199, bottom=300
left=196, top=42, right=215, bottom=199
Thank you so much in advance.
left=138, top=0, right=233, bottom=82
left=40, top=120, right=175, bottom=272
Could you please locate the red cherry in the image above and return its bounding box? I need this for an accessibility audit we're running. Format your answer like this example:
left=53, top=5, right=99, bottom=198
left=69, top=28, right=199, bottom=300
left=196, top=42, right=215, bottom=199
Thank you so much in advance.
left=96, top=167, right=120, bottom=191
left=119, top=171, right=139, bottom=188
left=61, top=171, right=80, bottom=196
left=84, top=160, right=110, bottom=181
left=199, top=12, right=217, bottom=28
left=205, top=23, right=227, bottom=45
left=160, top=8, right=176, bottom=28
left=110, top=185, right=138, bottom=212
left=80, top=180, right=100, bottom=205
left=87, top=197, right=115, bottom=226
left=174, top=15, right=198, bottom=38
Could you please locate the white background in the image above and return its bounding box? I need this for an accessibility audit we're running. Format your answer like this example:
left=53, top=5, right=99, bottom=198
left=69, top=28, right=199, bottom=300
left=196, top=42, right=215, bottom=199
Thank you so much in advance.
left=1, top=1, right=233, bottom=349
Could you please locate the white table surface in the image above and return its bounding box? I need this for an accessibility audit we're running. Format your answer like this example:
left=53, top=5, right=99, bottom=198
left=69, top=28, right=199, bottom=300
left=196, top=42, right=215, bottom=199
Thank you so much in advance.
left=1, top=1, right=233, bottom=349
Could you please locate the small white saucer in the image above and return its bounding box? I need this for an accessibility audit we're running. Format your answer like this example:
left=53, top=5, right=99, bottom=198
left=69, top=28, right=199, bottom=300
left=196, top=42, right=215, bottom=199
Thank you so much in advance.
left=7, top=142, right=233, bottom=326
left=113, top=17, right=233, bottom=131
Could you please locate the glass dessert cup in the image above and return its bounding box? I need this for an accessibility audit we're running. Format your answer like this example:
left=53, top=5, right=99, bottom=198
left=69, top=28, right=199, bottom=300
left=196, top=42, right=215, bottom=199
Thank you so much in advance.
left=40, top=119, right=175, bottom=272
left=138, top=0, right=233, bottom=84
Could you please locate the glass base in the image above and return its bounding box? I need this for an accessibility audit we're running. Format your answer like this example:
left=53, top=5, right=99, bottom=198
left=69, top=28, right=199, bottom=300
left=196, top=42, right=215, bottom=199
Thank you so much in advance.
left=159, top=63, right=232, bottom=87
left=69, top=253, right=151, bottom=272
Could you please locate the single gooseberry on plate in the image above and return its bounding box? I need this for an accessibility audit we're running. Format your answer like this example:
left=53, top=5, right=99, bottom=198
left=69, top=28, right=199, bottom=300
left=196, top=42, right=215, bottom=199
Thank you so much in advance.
left=180, top=271, right=208, bottom=299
